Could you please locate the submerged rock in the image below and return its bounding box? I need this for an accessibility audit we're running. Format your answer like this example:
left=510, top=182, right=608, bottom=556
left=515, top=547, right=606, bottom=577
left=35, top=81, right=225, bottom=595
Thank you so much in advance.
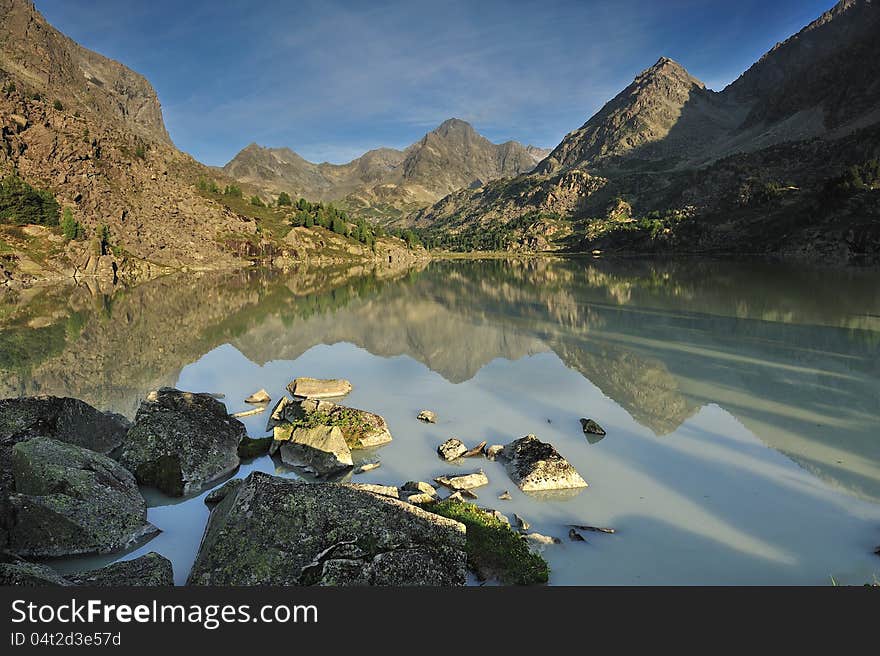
left=287, top=377, right=353, bottom=399
left=501, top=435, right=587, bottom=492
left=417, top=410, right=437, bottom=423
left=245, top=389, right=272, bottom=404
left=568, top=528, right=586, bottom=542
left=438, top=438, right=467, bottom=461
left=204, top=478, right=243, bottom=505
left=498, top=490, right=512, bottom=500
left=434, top=470, right=489, bottom=491
left=120, top=388, right=245, bottom=497
left=278, top=425, right=353, bottom=476
left=353, top=461, right=381, bottom=474
left=68, top=552, right=174, bottom=586
left=522, top=532, right=562, bottom=546
left=188, top=472, right=467, bottom=586
left=8, top=437, right=157, bottom=557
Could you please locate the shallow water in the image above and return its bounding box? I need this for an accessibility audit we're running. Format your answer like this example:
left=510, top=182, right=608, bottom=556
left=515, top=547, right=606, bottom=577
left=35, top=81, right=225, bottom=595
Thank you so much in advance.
left=2, top=257, right=879, bottom=585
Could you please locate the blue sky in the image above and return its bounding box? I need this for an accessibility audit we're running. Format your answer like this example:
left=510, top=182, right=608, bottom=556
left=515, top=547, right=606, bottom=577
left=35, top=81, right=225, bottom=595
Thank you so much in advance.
left=35, top=0, right=837, bottom=165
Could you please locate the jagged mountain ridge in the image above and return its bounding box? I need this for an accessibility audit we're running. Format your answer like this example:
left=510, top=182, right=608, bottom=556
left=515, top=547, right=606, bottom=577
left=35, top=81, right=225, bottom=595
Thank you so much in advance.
left=412, top=0, right=880, bottom=262
left=223, top=118, right=548, bottom=212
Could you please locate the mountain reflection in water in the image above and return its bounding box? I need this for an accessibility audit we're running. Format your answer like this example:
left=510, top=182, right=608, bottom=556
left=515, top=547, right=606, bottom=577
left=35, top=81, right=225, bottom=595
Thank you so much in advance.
left=2, top=257, right=878, bottom=584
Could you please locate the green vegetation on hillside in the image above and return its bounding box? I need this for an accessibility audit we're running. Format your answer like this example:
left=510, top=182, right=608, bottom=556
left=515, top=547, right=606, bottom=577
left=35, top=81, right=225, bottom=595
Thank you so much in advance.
left=0, top=174, right=60, bottom=226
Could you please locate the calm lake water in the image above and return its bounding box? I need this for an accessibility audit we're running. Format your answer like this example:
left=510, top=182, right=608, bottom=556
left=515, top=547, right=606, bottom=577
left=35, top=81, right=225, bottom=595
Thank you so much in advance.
left=2, top=257, right=879, bottom=585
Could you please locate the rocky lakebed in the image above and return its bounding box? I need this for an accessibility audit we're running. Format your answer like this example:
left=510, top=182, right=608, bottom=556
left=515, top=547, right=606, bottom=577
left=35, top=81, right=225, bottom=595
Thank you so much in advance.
left=0, top=380, right=610, bottom=586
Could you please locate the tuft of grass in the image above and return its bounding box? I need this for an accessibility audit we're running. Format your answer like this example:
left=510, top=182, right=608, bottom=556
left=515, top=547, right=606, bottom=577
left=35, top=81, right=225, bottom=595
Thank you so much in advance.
left=430, top=500, right=549, bottom=585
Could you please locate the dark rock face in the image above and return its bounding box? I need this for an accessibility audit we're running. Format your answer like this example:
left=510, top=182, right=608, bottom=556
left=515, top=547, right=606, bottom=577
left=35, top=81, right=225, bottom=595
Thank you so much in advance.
left=0, top=396, right=131, bottom=549
left=0, top=552, right=72, bottom=586
left=68, top=552, right=173, bottom=586
left=501, top=435, right=588, bottom=492
left=7, top=437, right=158, bottom=557
left=120, top=388, right=245, bottom=496
left=0, top=396, right=130, bottom=455
left=188, top=472, right=467, bottom=586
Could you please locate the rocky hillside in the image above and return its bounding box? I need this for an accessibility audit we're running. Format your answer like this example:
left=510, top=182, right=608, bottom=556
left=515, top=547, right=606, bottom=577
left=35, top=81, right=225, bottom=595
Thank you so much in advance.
left=224, top=118, right=547, bottom=218
left=412, top=0, right=880, bottom=263
left=0, top=0, right=420, bottom=287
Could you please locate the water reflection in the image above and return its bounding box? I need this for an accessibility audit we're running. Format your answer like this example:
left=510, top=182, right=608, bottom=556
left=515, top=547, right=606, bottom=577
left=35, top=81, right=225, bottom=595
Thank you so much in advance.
left=2, top=257, right=879, bottom=584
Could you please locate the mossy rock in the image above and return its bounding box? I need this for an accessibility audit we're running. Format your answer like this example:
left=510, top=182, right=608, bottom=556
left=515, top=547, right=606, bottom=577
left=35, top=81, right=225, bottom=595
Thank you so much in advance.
left=120, top=388, right=245, bottom=496
left=8, top=437, right=158, bottom=557
left=188, top=472, right=467, bottom=586
left=429, top=499, right=549, bottom=585
left=68, top=552, right=173, bottom=586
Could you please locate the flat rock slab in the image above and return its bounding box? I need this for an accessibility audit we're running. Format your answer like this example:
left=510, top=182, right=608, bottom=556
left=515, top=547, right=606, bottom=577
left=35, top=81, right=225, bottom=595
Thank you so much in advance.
left=120, top=388, right=245, bottom=497
left=434, top=470, right=489, bottom=491
left=287, top=377, right=353, bottom=400
left=278, top=425, right=353, bottom=477
left=501, top=434, right=587, bottom=492
left=68, top=552, right=174, bottom=586
left=0, top=555, right=73, bottom=586
left=8, top=437, right=158, bottom=557
left=188, top=472, right=467, bottom=586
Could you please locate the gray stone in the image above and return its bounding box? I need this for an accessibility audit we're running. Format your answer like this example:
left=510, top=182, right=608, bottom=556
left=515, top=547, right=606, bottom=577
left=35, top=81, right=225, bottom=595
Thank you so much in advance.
left=287, top=377, right=352, bottom=399
left=401, top=481, right=437, bottom=496
left=485, top=444, right=504, bottom=461
left=68, top=552, right=174, bottom=586
left=120, top=388, right=245, bottom=497
left=8, top=437, right=158, bottom=557
left=501, top=435, right=587, bottom=492
left=434, top=469, right=489, bottom=491
left=498, top=490, right=512, bottom=500
left=273, top=398, right=393, bottom=449
left=437, top=438, right=467, bottom=461
left=417, top=410, right=437, bottom=423
left=245, top=389, right=272, bottom=404
left=349, top=483, right=399, bottom=499
left=188, top=472, right=467, bottom=586
left=580, top=418, right=606, bottom=437
left=279, top=425, right=353, bottom=476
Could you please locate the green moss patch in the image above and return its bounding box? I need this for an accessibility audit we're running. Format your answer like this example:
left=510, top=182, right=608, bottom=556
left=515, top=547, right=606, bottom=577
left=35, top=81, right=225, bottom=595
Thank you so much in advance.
left=430, top=500, right=549, bottom=585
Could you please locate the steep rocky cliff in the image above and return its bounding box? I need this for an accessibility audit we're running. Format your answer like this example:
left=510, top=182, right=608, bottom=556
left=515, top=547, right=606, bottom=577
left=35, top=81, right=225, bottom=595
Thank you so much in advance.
left=412, top=0, right=880, bottom=263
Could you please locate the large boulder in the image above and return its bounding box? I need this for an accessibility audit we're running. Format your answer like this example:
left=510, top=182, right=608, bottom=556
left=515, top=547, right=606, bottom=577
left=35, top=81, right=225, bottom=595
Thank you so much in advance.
left=0, top=396, right=130, bottom=456
left=500, top=435, right=587, bottom=492
left=0, top=552, right=72, bottom=586
left=119, top=388, right=245, bottom=496
left=0, top=396, right=131, bottom=534
left=272, top=398, right=392, bottom=450
left=68, top=552, right=173, bottom=586
left=188, top=472, right=467, bottom=586
left=7, top=437, right=158, bottom=557
left=278, top=425, right=353, bottom=477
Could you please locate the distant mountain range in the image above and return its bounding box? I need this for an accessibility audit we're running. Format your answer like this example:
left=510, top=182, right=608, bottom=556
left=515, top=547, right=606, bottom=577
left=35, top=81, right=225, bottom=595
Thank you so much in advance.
left=222, top=119, right=548, bottom=218
left=413, top=0, right=880, bottom=263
